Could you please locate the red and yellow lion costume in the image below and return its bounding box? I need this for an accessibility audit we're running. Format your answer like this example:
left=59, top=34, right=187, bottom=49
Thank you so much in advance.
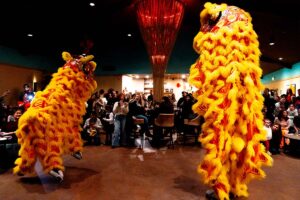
left=14, top=52, right=97, bottom=179
left=189, top=3, right=273, bottom=199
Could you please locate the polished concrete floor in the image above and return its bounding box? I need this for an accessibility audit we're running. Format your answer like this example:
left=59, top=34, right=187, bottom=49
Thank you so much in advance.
left=1, top=142, right=300, bottom=200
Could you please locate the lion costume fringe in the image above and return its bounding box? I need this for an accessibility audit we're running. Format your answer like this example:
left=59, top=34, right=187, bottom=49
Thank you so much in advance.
left=189, top=3, right=273, bottom=199
left=14, top=52, right=97, bottom=176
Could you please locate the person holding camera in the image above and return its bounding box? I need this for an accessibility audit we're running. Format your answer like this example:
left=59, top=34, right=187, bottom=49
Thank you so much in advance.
left=112, top=94, right=129, bottom=148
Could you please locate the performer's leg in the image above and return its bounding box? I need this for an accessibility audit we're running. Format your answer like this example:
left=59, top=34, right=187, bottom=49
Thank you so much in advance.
left=40, top=135, right=64, bottom=173
left=14, top=143, right=37, bottom=175
left=64, top=126, right=83, bottom=155
left=13, top=124, right=37, bottom=175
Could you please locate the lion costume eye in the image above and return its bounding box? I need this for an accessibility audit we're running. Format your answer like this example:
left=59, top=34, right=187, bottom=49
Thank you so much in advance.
left=82, top=63, right=92, bottom=75
left=208, top=11, right=222, bottom=26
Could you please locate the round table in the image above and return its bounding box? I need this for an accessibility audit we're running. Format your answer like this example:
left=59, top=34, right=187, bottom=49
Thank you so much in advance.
left=283, top=133, right=300, bottom=155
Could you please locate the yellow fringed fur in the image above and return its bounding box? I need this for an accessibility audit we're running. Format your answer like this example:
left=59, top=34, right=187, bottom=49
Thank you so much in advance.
left=189, top=3, right=273, bottom=199
left=14, top=52, right=97, bottom=175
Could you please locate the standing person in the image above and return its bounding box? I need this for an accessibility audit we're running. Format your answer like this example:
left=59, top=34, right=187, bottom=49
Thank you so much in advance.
left=147, top=90, right=153, bottom=102
left=177, top=91, right=187, bottom=108
left=102, top=105, right=114, bottom=145
left=263, top=88, right=276, bottom=122
left=286, top=88, right=295, bottom=104
left=263, top=119, right=272, bottom=155
left=112, top=94, right=129, bottom=148
left=294, top=89, right=300, bottom=110
left=18, top=84, right=35, bottom=110
left=170, top=93, right=177, bottom=107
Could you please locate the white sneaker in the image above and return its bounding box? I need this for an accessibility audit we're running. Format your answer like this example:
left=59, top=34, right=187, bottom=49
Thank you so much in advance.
left=136, top=125, right=141, bottom=132
left=49, top=169, right=64, bottom=183
left=72, top=151, right=82, bottom=160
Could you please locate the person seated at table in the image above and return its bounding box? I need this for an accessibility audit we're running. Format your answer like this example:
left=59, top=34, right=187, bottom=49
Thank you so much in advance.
left=128, top=93, right=150, bottom=137
left=153, top=96, right=174, bottom=117
left=83, top=111, right=103, bottom=145
left=102, top=105, right=114, bottom=145
left=2, top=108, right=23, bottom=143
left=289, top=115, right=300, bottom=135
left=152, top=96, right=175, bottom=147
left=283, top=116, right=300, bottom=154
left=176, top=93, right=197, bottom=133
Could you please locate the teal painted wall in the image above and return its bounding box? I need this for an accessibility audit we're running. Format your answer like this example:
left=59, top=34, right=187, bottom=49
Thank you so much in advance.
left=261, top=62, right=300, bottom=84
left=0, top=33, right=198, bottom=76
left=0, top=46, right=60, bottom=73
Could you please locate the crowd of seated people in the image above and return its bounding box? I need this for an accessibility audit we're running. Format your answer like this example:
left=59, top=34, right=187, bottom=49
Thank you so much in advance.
left=83, top=88, right=198, bottom=148
left=262, top=88, right=300, bottom=155
left=0, top=83, right=199, bottom=152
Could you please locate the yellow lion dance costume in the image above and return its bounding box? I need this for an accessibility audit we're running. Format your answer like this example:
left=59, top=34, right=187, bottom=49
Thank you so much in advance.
left=189, top=3, right=273, bottom=199
left=14, top=52, right=97, bottom=182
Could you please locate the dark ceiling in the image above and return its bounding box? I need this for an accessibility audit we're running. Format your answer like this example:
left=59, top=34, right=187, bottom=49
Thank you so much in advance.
left=0, top=0, right=299, bottom=76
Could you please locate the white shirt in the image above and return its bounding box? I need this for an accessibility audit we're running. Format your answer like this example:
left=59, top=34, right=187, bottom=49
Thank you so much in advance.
left=103, top=112, right=114, bottom=125
left=83, top=117, right=102, bottom=129
left=264, top=126, right=272, bottom=140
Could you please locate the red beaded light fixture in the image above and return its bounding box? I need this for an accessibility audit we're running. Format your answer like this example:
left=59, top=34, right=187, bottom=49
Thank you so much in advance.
left=136, top=0, right=185, bottom=101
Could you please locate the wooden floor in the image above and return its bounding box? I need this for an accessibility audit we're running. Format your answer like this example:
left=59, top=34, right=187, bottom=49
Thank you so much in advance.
left=0, top=143, right=300, bottom=200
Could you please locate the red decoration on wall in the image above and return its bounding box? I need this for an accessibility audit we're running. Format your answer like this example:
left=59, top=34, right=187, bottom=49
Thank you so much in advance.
left=176, top=83, right=181, bottom=88
left=136, top=0, right=185, bottom=74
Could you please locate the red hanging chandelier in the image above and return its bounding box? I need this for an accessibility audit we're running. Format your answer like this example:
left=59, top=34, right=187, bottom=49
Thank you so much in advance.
left=136, top=0, right=185, bottom=74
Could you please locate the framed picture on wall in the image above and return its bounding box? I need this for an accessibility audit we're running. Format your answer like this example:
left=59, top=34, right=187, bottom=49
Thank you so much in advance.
left=290, top=84, right=296, bottom=94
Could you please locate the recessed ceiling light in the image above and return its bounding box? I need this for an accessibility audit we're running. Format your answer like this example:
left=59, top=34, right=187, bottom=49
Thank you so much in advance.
left=278, top=57, right=283, bottom=60
left=127, top=33, right=132, bottom=37
left=269, top=42, right=275, bottom=46
left=27, top=33, right=33, bottom=37
left=89, top=2, right=95, bottom=7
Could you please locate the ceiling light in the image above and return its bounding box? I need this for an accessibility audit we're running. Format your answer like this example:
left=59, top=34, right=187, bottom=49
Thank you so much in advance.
left=89, top=2, right=95, bottom=7
left=127, top=33, right=132, bottom=37
left=278, top=57, right=283, bottom=60
left=269, top=42, right=275, bottom=46
left=181, top=74, right=186, bottom=79
left=27, top=33, right=33, bottom=37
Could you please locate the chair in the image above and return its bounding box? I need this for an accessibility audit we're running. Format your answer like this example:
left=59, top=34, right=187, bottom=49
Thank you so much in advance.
left=183, top=115, right=204, bottom=145
left=132, top=116, right=145, bottom=149
left=154, top=113, right=175, bottom=149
